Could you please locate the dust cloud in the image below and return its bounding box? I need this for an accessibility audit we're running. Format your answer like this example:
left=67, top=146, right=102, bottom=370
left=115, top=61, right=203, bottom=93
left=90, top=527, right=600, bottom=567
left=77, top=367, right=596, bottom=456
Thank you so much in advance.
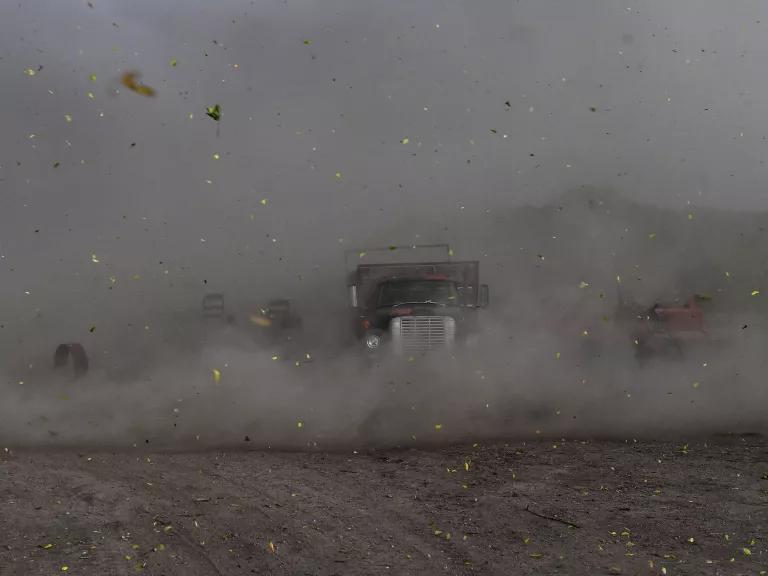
left=2, top=187, right=767, bottom=449
left=2, top=0, right=768, bottom=448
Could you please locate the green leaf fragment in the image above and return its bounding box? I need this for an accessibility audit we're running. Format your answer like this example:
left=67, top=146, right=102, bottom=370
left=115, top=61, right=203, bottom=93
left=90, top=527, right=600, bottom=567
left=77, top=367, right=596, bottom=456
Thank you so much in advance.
left=205, top=104, right=221, bottom=121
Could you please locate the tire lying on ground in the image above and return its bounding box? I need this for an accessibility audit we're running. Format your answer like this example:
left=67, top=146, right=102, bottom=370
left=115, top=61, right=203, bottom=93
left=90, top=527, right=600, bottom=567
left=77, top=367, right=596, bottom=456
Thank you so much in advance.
left=53, top=343, right=89, bottom=377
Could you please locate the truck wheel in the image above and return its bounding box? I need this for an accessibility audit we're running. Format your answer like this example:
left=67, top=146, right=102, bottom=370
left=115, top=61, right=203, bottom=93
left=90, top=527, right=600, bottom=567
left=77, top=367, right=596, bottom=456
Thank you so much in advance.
left=357, top=405, right=404, bottom=447
left=357, top=401, right=414, bottom=447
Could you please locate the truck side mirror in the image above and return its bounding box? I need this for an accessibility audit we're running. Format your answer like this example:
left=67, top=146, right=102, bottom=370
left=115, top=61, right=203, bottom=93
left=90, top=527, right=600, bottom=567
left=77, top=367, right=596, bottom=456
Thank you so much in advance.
left=480, top=284, right=489, bottom=308
left=349, top=285, right=359, bottom=308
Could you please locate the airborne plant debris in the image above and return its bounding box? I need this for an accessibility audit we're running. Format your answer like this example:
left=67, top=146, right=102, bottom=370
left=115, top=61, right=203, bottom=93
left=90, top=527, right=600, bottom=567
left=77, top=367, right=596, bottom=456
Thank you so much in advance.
left=120, top=71, right=157, bottom=97
left=205, top=104, right=222, bottom=121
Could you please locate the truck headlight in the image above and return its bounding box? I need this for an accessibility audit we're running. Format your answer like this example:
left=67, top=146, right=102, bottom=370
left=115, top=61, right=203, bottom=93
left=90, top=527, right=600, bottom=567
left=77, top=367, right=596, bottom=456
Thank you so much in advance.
left=364, top=332, right=382, bottom=350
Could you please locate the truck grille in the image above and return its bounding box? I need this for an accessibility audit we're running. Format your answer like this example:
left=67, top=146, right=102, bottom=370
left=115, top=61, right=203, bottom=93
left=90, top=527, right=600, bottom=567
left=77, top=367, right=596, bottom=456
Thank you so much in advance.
left=392, top=316, right=455, bottom=353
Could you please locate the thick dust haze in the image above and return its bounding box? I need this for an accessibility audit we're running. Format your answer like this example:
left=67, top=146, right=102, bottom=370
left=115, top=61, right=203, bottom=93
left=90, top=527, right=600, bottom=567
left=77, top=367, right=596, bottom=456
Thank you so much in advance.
left=2, top=0, right=768, bottom=448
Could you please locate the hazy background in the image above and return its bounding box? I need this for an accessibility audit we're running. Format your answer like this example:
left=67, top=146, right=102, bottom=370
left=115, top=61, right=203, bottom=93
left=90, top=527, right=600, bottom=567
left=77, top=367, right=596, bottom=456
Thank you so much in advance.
left=2, top=0, right=768, bottom=448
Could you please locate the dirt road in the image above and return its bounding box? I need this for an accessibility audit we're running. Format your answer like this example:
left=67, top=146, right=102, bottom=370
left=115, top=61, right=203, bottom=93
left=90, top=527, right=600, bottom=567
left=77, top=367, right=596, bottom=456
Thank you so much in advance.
left=1, top=436, right=766, bottom=575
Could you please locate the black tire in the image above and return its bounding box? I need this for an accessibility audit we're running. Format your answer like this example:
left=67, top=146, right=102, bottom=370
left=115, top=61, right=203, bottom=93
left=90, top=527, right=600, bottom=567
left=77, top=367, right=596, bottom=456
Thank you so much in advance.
left=53, top=343, right=89, bottom=377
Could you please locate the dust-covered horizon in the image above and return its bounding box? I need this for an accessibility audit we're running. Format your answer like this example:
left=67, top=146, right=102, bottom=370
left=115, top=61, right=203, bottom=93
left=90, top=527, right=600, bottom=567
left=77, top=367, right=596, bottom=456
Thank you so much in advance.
left=3, top=188, right=768, bottom=449
left=2, top=0, right=768, bottom=448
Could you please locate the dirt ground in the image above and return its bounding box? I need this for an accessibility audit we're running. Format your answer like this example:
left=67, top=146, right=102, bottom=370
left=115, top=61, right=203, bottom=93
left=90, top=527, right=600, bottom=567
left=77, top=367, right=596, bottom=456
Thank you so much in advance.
left=1, top=435, right=766, bottom=576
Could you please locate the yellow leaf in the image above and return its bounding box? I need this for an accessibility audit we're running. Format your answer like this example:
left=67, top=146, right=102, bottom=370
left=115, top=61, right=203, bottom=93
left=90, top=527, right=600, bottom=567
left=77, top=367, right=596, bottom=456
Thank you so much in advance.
left=401, top=138, right=410, bottom=144
left=751, top=290, right=760, bottom=296
left=434, top=424, right=443, bottom=431
left=268, top=541, right=276, bottom=553
left=121, top=71, right=157, bottom=97
left=212, top=369, right=221, bottom=383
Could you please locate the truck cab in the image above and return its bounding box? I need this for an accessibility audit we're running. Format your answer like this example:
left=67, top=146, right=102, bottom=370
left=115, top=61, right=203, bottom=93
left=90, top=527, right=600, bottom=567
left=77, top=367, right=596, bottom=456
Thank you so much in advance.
left=346, top=246, right=488, bottom=355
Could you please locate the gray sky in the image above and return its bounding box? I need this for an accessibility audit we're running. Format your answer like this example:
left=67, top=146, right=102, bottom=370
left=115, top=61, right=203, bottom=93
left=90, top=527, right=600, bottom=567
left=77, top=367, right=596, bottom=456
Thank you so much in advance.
left=2, top=0, right=768, bottom=342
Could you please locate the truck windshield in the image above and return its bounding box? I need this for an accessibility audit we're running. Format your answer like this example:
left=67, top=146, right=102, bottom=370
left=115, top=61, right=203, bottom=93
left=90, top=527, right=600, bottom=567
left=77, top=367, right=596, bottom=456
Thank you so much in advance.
left=376, top=280, right=459, bottom=307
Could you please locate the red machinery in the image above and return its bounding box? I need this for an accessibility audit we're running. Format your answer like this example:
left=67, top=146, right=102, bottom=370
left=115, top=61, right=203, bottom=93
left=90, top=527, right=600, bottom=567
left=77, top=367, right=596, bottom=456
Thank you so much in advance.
left=632, top=295, right=708, bottom=361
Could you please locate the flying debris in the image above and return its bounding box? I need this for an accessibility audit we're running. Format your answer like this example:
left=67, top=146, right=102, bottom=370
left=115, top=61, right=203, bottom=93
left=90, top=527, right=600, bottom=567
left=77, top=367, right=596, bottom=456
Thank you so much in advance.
left=205, top=104, right=222, bottom=121
left=120, top=71, right=157, bottom=97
